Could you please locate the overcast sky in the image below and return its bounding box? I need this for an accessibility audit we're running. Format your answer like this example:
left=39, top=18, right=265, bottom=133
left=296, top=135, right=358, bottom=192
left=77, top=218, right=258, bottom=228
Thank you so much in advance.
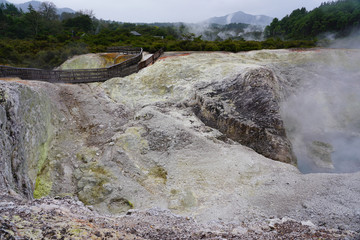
left=10, top=0, right=325, bottom=23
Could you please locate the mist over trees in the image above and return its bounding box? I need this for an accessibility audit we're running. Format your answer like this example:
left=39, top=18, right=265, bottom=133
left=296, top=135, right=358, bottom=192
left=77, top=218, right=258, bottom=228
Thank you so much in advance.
left=265, top=0, right=360, bottom=39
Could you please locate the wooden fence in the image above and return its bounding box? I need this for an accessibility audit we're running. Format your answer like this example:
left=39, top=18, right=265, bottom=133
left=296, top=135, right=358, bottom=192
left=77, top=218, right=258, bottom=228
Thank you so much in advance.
left=138, top=49, right=164, bottom=70
left=0, top=47, right=163, bottom=84
left=107, top=46, right=143, bottom=55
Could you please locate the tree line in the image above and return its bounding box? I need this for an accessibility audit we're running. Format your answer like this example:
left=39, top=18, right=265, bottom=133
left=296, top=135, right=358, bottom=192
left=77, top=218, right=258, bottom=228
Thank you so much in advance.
left=265, top=0, right=360, bottom=39
left=0, top=1, right=316, bottom=69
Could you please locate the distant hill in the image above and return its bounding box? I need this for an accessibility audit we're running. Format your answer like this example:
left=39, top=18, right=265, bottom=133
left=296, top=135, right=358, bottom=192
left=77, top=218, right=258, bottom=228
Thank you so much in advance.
left=204, top=11, right=273, bottom=26
left=0, top=0, right=75, bottom=15
left=17, top=1, right=42, bottom=11
left=0, top=0, right=10, bottom=5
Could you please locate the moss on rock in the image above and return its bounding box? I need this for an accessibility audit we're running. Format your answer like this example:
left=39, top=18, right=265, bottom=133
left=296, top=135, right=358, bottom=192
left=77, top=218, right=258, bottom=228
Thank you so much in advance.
left=149, top=166, right=168, bottom=183
left=33, top=128, right=53, bottom=199
left=77, top=163, right=114, bottom=205
left=33, top=172, right=52, bottom=199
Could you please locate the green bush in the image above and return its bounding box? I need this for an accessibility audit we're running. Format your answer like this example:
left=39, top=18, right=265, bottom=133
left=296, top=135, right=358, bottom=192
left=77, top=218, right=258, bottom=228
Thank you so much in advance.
left=0, top=42, right=20, bottom=65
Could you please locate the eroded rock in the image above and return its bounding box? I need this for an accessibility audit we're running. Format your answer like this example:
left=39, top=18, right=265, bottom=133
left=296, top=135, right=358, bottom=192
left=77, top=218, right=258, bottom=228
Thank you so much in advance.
left=0, top=81, right=58, bottom=199
left=194, top=67, right=295, bottom=164
left=0, top=194, right=358, bottom=239
left=1, top=50, right=360, bottom=235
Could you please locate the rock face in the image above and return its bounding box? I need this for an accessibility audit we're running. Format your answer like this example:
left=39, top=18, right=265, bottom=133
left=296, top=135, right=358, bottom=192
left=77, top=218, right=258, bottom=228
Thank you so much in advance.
left=1, top=50, right=360, bottom=237
left=0, top=81, right=58, bottom=199
left=194, top=67, right=294, bottom=164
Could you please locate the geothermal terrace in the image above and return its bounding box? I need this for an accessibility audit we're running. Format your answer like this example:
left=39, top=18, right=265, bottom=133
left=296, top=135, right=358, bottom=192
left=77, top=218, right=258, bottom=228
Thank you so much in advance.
left=0, top=49, right=359, bottom=239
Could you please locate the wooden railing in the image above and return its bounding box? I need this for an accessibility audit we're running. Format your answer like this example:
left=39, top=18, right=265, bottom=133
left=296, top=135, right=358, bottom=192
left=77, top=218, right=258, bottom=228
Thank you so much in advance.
left=107, top=46, right=143, bottom=55
left=0, top=47, right=164, bottom=83
left=138, top=49, right=164, bottom=70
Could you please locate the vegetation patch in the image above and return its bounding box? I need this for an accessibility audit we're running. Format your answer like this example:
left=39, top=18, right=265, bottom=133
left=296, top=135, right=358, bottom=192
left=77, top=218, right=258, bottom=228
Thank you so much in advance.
left=34, top=139, right=53, bottom=199
left=149, top=166, right=168, bottom=183
left=33, top=172, right=52, bottom=199
left=76, top=163, right=114, bottom=205
left=0, top=1, right=318, bottom=70
left=265, top=0, right=360, bottom=40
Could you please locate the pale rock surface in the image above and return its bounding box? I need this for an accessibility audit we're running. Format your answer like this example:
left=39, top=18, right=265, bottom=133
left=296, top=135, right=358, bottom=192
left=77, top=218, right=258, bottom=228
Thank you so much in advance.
left=1, top=195, right=357, bottom=239
left=0, top=50, right=360, bottom=238
left=57, top=53, right=108, bottom=70
left=57, top=53, right=133, bottom=70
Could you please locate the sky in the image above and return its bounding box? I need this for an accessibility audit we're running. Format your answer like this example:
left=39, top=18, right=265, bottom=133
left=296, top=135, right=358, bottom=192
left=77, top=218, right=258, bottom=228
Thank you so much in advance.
left=9, top=0, right=325, bottom=23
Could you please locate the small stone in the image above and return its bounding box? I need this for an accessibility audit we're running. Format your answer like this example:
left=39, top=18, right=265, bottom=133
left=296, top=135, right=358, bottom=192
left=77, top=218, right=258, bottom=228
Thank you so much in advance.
left=261, top=225, right=271, bottom=231
left=103, top=183, right=113, bottom=194
left=232, top=226, right=248, bottom=235
left=338, top=225, right=345, bottom=231
left=94, top=231, right=102, bottom=237
left=8, top=189, right=19, bottom=197
left=301, top=220, right=316, bottom=228
left=355, top=210, right=360, bottom=216
left=126, top=209, right=136, bottom=215
left=318, top=221, right=326, bottom=226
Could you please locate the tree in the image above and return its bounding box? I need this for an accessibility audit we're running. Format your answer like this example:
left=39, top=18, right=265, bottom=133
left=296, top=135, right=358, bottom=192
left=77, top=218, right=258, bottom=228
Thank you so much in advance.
left=39, top=2, right=57, bottom=21
left=24, top=4, right=41, bottom=37
left=78, top=9, right=95, bottom=18
left=265, top=18, right=282, bottom=38
left=181, top=33, right=195, bottom=41
left=265, top=0, right=360, bottom=40
left=63, top=13, right=93, bottom=34
left=2, top=3, right=21, bottom=17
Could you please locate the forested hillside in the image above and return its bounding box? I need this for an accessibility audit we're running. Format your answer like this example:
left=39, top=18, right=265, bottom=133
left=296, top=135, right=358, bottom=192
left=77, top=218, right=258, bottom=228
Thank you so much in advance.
left=0, top=2, right=315, bottom=69
left=265, top=0, right=360, bottom=39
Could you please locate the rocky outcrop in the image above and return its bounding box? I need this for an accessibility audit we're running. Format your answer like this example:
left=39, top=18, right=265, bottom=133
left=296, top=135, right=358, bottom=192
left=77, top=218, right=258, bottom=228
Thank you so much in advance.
left=193, top=67, right=295, bottom=164
left=1, top=194, right=357, bottom=239
left=1, top=49, right=360, bottom=236
left=0, top=81, right=58, bottom=199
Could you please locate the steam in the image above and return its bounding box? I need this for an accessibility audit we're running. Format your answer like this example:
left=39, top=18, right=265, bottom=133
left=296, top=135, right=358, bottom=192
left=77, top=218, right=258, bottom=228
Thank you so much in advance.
left=185, top=23, right=265, bottom=41
left=329, top=29, right=360, bottom=49
left=226, top=13, right=234, bottom=24
left=319, top=28, right=360, bottom=49
left=281, top=48, right=360, bottom=173
left=217, top=31, right=236, bottom=39
left=238, top=25, right=265, bottom=41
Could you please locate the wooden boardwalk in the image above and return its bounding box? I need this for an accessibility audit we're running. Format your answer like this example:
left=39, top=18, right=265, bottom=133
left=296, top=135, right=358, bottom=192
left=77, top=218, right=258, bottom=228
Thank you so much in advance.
left=0, top=47, right=163, bottom=84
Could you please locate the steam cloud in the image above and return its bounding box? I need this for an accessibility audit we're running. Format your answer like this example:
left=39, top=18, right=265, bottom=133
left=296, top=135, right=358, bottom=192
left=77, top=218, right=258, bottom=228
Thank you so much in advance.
left=281, top=45, right=360, bottom=173
left=184, top=23, right=265, bottom=41
left=320, top=28, right=360, bottom=49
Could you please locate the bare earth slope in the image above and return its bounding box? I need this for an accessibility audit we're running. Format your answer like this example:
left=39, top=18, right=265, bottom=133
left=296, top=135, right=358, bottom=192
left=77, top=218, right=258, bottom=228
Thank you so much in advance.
left=1, top=49, right=360, bottom=239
